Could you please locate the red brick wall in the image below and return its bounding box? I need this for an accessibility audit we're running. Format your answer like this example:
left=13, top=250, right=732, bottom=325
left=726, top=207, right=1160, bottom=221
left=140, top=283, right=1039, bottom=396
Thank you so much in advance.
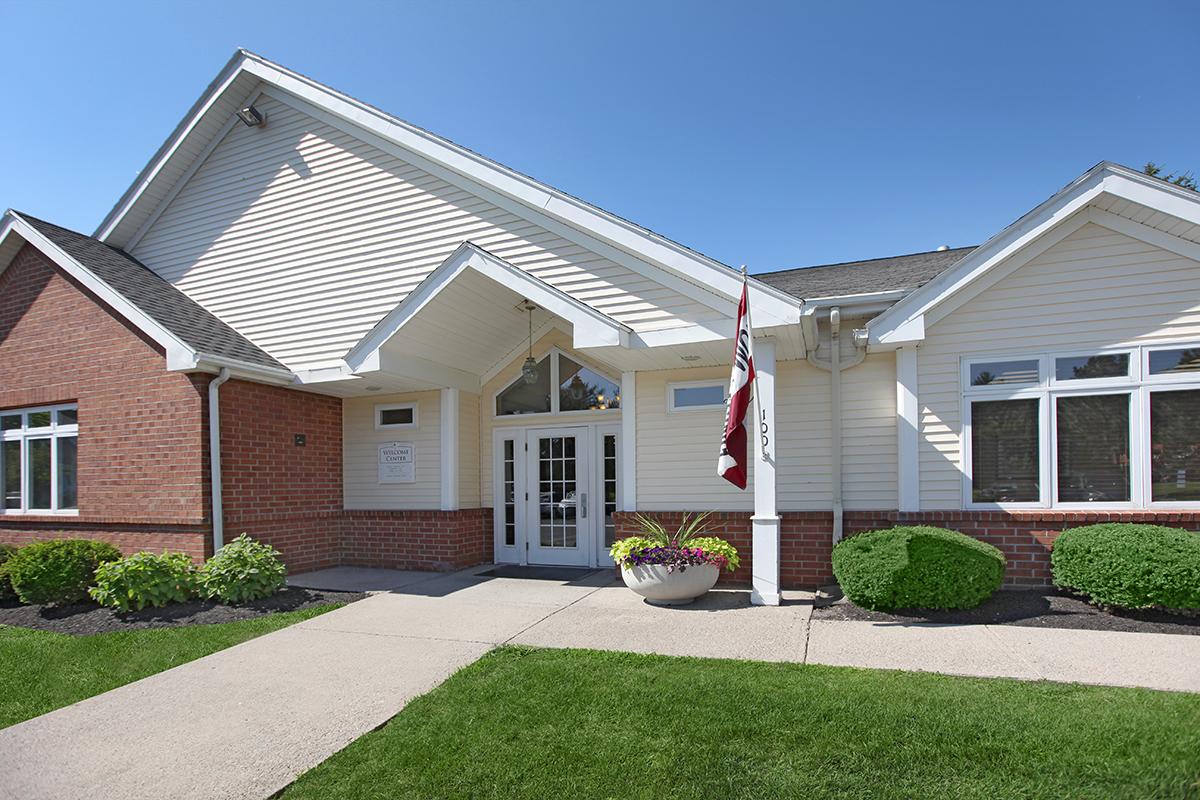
left=341, top=509, right=491, bottom=571
left=218, top=379, right=343, bottom=572
left=0, top=244, right=210, bottom=555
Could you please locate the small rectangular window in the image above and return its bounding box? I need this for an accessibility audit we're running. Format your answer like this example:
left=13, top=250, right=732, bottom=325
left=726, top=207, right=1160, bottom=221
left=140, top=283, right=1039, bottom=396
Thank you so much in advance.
left=56, top=408, right=78, bottom=426
left=27, top=438, right=51, bottom=510
left=0, top=415, right=20, bottom=431
left=1055, top=353, right=1129, bottom=381
left=971, top=398, right=1040, bottom=503
left=969, top=359, right=1039, bottom=387
left=1150, top=389, right=1200, bottom=502
left=27, top=411, right=51, bottom=429
left=375, top=403, right=417, bottom=429
left=1, top=440, right=20, bottom=510
left=669, top=383, right=726, bottom=411
left=1056, top=394, right=1130, bottom=503
left=1149, top=347, right=1200, bottom=376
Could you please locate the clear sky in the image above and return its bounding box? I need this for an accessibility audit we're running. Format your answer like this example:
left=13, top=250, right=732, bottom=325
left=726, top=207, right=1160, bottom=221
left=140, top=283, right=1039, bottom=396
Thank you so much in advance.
left=1, top=0, right=1196, bottom=272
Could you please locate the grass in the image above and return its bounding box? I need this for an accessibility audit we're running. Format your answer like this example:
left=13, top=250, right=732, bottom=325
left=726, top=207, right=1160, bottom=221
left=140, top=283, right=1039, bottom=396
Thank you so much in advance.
left=281, top=646, right=1200, bottom=800
left=0, top=604, right=340, bottom=729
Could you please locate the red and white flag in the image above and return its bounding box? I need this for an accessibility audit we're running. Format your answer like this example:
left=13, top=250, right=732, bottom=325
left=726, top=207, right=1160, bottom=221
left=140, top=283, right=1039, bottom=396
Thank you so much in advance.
left=717, top=276, right=755, bottom=489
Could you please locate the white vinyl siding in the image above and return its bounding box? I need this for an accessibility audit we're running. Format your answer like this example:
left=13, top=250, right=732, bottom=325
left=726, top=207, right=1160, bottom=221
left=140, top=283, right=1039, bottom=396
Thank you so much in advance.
left=458, top=390, right=481, bottom=508
left=343, top=391, right=441, bottom=509
left=918, top=220, right=1200, bottom=508
left=131, top=93, right=724, bottom=371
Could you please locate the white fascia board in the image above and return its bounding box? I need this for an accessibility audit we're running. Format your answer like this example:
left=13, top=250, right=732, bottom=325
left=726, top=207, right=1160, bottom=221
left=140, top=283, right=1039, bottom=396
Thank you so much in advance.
left=192, top=353, right=296, bottom=384
left=94, top=50, right=252, bottom=242
left=866, top=163, right=1200, bottom=348
left=343, top=242, right=631, bottom=373
left=3, top=213, right=198, bottom=368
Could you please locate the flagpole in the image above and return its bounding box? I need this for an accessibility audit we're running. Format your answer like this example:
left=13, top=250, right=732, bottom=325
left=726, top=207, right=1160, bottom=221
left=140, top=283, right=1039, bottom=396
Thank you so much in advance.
left=741, top=265, right=769, bottom=461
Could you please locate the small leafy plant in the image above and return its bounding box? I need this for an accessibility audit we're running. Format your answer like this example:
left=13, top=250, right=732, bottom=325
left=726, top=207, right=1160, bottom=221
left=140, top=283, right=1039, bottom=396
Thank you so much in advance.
left=89, top=551, right=198, bottom=612
left=5, top=539, right=123, bottom=606
left=609, top=513, right=740, bottom=573
left=198, top=534, right=287, bottom=604
left=0, top=544, right=18, bottom=600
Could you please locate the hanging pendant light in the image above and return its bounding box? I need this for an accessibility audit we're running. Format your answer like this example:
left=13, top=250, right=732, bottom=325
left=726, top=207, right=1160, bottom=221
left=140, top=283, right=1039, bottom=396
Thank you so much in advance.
left=521, top=302, right=539, bottom=385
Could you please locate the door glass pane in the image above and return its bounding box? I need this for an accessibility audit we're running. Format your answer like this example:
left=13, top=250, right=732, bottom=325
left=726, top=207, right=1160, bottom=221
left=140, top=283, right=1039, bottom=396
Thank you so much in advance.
left=57, top=436, right=77, bottom=510
left=559, top=355, right=620, bottom=411
left=2, top=440, right=19, bottom=509
left=970, top=360, right=1039, bottom=387
left=971, top=399, right=1039, bottom=503
left=496, top=355, right=552, bottom=415
left=1149, top=347, right=1200, bottom=376
left=1151, top=390, right=1200, bottom=502
left=502, top=439, right=516, bottom=545
left=537, top=435, right=578, bottom=549
left=1056, top=394, right=1130, bottom=503
left=28, top=438, right=51, bottom=509
left=1055, top=354, right=1129, bottom=381
left=603, top=434, right=618, bottom=547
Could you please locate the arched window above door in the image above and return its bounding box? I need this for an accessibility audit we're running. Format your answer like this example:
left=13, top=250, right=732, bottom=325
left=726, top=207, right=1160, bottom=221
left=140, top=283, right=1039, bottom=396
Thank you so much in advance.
left=495, top=349, right=621, bottom=417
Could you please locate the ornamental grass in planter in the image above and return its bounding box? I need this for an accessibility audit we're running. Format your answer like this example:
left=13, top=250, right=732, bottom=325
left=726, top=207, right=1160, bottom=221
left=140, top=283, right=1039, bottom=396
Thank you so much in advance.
left=610, top=512, right=740, bottom=605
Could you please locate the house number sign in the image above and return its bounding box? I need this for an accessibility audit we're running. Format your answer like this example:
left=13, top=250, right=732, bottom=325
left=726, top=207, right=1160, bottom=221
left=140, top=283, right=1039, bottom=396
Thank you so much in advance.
left=378, top=442, right=415, bottom=484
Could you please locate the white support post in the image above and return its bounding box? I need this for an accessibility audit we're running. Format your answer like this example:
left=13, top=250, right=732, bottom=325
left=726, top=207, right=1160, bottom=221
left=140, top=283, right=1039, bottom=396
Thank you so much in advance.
left=620, top=371, right=637, bottom=512
left=751, top=338, right=780, bottom=606
left=896, top=346, right=920, bottom=512
left=440, top=387, right=459, bottom=511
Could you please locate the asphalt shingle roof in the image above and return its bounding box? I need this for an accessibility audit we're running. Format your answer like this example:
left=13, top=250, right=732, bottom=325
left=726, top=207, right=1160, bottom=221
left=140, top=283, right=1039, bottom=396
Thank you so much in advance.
left=757, top=246, right=977, bottom=301
left=17, top=213, right=286, bottom=371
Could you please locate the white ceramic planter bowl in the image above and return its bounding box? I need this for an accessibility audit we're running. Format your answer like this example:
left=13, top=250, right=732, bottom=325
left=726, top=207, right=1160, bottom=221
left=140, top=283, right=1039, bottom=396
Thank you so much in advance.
left=621, top=562, right=720, bottom=605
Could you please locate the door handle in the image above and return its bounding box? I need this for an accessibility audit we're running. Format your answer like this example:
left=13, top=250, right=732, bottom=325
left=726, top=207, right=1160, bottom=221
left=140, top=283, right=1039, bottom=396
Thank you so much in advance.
left=580, top=493, right=587, bottom=518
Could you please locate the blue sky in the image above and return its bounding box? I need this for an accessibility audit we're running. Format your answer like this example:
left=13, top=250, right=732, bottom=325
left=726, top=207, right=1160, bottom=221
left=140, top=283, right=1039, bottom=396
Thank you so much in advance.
left=1, top=0, right=1196, bottom=272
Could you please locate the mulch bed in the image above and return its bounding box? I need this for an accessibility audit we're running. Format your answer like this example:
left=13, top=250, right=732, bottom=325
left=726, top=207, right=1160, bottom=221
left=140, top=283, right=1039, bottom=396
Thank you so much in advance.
left=0, top=587, right=366, bottom=636
left=814, top=587, right=1200, bottom=636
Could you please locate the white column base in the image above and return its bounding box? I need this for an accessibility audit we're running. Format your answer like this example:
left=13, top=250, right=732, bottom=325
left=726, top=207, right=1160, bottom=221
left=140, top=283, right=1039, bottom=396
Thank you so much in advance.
left=750, top=513, right=781, bottom=606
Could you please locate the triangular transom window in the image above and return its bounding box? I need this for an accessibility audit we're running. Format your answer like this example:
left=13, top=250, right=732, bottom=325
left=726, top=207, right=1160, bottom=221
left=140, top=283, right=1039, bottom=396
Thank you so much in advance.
left=495, top=350, right=621, bottom=416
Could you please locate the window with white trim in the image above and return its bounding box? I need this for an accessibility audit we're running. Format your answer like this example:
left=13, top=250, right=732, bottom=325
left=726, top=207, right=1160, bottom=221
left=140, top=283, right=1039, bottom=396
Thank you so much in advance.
left=494, top=350, right=620, bottom=417
left=963, top=344, right=1200, bottom=508
left=667, top=381, right=727, bottom=412
left=375, top=402, right=417, bottom=430
left=1, top=405, right=79, bottom=514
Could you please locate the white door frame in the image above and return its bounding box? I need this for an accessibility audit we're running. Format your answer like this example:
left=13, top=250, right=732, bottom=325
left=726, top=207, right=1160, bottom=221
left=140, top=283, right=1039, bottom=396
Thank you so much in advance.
left=492, top=422, right=621, bottom=567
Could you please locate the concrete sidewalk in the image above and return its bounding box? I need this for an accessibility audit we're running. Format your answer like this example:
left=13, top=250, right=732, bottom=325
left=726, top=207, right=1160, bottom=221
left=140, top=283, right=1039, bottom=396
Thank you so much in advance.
left=2, top=565, right=1198, bottom=800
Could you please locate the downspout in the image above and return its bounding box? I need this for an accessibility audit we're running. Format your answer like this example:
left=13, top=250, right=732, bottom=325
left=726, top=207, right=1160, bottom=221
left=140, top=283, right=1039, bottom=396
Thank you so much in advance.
left=208, top=368, right=231, bottom=554
left=829, top=309, right=844, bottom=544
left=805, top=307, right=866, bottom=544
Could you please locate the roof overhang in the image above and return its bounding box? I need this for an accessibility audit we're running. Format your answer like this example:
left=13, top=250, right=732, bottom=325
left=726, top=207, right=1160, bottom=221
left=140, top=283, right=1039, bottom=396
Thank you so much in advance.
left=93, top=49, right=803, bottom=333
left=866, top=162, right=1200, bottom=350
left=344, top=242, right=633, bottom=384
left=0, top=210, right=294, bottom=384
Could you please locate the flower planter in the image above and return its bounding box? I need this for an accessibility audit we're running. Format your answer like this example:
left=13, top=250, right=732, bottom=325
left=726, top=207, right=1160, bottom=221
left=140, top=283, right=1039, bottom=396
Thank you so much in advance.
left=621, top=562, right=719, bottom=605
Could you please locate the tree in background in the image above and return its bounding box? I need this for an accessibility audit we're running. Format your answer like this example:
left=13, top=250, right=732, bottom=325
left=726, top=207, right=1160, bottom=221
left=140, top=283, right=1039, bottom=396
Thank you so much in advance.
left=1144, top=162, right=1197, bottom=191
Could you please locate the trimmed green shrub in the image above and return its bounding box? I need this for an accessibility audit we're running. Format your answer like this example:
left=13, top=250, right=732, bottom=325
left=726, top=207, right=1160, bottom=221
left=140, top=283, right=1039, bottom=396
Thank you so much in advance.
left=89, top=551, right=198, bottom=612
left=198, top=534, right=287, bottom=604
left=6, top=539, right=123, bottom=606
left=1051, top=523, right=1200, bottom=610
left=832, top=526, right=1005, bottom=610
left=0, top=544, right=19, bottom=600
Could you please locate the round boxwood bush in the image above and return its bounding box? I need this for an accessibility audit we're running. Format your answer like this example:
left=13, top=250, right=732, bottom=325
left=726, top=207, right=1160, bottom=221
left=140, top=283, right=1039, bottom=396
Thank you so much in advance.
left=198, top=534, right=287, bottom=604
left=1051, top=523, right=1200, bottom=610
left=6, top=539, right=123, bottom=606
left=89, top=551, right=198, bottom=612
left=832, top=526, right=1005, bottom=610
left=0, top=543, right=19, bottom=600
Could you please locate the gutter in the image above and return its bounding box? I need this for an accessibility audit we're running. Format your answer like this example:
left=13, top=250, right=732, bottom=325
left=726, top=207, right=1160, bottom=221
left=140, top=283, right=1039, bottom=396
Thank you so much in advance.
left=208, top=367, right=231, bottom=554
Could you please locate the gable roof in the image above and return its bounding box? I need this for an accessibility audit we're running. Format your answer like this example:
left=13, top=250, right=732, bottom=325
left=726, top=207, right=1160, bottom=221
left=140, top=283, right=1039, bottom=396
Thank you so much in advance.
left=757, top=246, right=976, bottom=300
left=92, top=49, right=802, bottom=333
left=1, top=212, right=289, bottom=377
left=867, top=162, right=1200, bottom=348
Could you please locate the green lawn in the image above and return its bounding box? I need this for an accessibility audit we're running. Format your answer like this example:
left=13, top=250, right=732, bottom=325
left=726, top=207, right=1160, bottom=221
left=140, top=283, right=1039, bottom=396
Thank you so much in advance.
left=0, top=604, right=339, bottom=729
left=282, top=646, right=1200, bottom=800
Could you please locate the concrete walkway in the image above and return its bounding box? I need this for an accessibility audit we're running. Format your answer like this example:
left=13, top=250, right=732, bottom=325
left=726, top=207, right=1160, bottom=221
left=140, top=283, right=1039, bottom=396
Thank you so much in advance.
left=2, top=565, right=1199, bottom=800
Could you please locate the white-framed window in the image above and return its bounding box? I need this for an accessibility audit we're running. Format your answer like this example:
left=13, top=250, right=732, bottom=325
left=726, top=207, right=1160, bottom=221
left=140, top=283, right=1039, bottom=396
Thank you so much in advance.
left=374, top=402, right=418, bottom=430
left=667, top=380, right=728, bottom=412
left=1, top=404, right=79, bottom=515
left=962, top=343, right=1200, bottom=509
left=494, top=348, right=621, bottom=417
